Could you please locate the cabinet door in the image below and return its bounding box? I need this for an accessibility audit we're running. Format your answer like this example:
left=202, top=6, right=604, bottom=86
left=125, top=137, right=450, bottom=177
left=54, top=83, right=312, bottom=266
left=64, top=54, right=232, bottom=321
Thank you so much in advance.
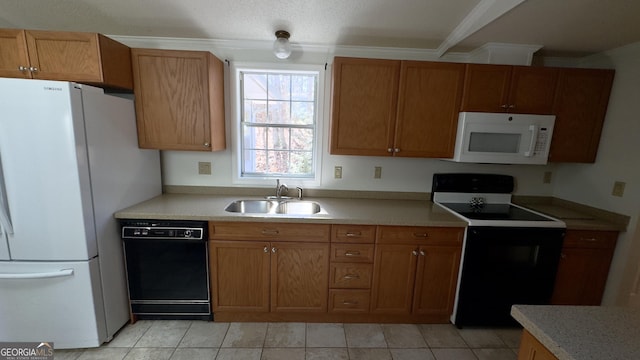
left=270, top=242, right=329, bottom=312
left=132, top=49, right=223, bottom=151
left=210, top=241, right=270, bottom=312
left=508, top=66, right=558, bottom=114
left=24, top=31, right=104, bottom=83
left=518, top=330, right=558, bottom=360
left=551, top=230, right=617, bottom=305
left=330, top=57, right=400, bottom=156
left=394, top=61, right=465, bottom=157
left=460, top=64, right=511, bottom=112
left=412, top=245, right=461, bottom=316
left=370, top=244, right=418, bottom=314
left=549, top=68, right=614, bottom=163
left=0, top=29, right=31, bottom=78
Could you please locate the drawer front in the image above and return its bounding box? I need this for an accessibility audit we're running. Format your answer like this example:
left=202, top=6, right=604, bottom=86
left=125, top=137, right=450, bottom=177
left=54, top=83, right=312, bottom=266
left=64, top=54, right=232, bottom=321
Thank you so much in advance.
left=562, top=230, right=618, bottom=249
left=210, top=222, right=330, bottom=242
left=376, top=226, right=464, bottom=245
left=332, top=225, right=376, bottom=243
left=331, top=244, right=375, bottom=263
left=328, top=290, right=370, bottom=313
left=330, top=263, right=372, bottom=289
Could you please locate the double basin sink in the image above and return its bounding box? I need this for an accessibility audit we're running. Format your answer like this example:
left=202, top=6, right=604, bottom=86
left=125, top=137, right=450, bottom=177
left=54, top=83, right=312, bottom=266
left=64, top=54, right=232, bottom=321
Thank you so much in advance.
left=225, top=199, right=324, bottom=216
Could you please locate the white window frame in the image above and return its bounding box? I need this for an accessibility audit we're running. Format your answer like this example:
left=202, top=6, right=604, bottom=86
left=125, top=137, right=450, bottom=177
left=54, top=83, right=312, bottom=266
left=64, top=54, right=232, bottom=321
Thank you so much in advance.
left=230, top=62, right=324, bottom=187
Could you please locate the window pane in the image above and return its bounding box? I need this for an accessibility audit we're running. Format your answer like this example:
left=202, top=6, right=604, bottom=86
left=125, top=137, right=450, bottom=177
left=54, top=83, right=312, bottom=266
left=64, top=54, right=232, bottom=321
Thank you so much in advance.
left=291, top=75, right=315, bottom=101
left=291, top=128, right=313, bottom=150
left=268, top=100, right=291, bottom=124
left=244, top=74, right=267, bottom=99
left=291, top=101, right=314, bottom=125
left=268, top=74, right=291, bottom=101
left=268, top=127, right=290, bottom=150
left=290, top=151, right=313, bottom=175
left=268, top=151, right=290, bottom=173
left=244, top=100, right=267, bottom=124
left=243, top=125, right=266, bottom=150
left=243, top=149, right=266, bottom=173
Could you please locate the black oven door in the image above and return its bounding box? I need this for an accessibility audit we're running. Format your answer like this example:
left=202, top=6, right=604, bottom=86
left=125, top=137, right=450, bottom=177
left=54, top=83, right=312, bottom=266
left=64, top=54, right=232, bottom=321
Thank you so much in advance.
left=454, top=226, right=564, bottom=327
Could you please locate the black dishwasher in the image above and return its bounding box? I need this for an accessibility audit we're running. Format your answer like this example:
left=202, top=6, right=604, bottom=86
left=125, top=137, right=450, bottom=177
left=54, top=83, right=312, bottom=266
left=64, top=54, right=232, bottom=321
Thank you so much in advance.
left=120, top=219, right=212, bottom=320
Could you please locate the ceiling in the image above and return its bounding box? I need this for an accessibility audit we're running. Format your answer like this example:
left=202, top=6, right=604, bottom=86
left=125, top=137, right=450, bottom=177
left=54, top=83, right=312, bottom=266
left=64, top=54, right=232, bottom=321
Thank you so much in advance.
left=1, top=0, right=640, bottom=57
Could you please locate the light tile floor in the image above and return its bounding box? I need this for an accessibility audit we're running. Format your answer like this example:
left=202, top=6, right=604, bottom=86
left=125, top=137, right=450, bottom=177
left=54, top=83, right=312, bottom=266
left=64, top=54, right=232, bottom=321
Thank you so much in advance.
left=54, top=321, right=523, bottom=360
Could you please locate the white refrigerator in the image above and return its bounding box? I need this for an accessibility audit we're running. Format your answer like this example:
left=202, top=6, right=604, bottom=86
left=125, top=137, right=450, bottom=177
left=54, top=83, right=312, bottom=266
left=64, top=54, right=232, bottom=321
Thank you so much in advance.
left=0, top=78, right=162, bottom=348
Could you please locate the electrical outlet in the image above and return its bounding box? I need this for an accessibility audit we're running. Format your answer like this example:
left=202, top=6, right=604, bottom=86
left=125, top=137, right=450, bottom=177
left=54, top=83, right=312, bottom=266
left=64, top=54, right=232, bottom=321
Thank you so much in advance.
left=334, top=166, right=342, bottom=179
left=198, top=161, right=211, bottom=175
left=612, top=181, right=626, bottom=197
left=543, top=171, right=552, bottom=184
left=374, top=166, right=382, bottom=179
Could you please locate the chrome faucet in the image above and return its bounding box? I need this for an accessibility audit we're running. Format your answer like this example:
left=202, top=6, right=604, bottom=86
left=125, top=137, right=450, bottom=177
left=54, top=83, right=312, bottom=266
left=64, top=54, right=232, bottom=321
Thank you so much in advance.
left=275, top=179, right=288, bottom=199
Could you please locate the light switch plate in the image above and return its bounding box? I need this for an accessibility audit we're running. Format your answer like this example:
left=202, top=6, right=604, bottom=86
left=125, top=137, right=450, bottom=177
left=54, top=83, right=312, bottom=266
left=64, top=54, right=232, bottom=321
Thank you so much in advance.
left=334, top=166, right=342, bottom=179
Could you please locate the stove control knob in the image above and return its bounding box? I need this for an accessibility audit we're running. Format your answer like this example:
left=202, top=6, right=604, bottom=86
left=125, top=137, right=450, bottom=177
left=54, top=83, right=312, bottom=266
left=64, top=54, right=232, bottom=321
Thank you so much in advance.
left=184, top=230, right=192, bottom=237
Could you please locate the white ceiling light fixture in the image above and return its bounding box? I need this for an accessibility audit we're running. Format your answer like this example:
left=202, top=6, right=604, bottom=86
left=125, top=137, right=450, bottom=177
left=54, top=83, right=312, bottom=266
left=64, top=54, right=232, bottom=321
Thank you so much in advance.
left=273, top=30, right=291, bottom=59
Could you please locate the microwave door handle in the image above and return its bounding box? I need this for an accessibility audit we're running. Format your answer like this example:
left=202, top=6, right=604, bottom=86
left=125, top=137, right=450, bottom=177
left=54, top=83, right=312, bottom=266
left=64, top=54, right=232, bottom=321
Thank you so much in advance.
left=524, top=125, right=538, bottom=157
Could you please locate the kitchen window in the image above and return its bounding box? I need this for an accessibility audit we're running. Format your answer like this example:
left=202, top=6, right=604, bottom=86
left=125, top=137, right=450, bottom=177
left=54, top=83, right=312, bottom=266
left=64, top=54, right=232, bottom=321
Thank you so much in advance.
left=231, top=63, right=324, bottom=185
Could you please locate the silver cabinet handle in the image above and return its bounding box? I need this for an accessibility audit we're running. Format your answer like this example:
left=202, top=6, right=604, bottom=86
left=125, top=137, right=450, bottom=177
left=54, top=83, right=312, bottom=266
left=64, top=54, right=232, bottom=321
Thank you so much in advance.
left=413, top=232, right=428, bottom=238
left=387, top=148, right=393, bottom=153
left=344, top=251, right=361, bottom=257
left=342, top=300, right=359, bottom=305
left=263, top=246, right=269, bottom=253
left=580, top=238, right=599, bottom=242
left=343, top=274, right=360, bottom=280
left=204, top=142, right=210, bottom=147
left=18, top=66, right=29, bottom=71
left=412, top=250, right=418, bottom=256
left=261, top=229, right=279, bottom=236
left=345, top=231, right=362, bottom=237
left=28, top=66, right=38, bottom=72
left=500, top=104, right=509, bottom=109
left=508, top=104, right=516, bottom=109
left=271, top=247, right=277, bottom=253
left=394, top=148, right=400, bottom=153
left=419, top=250, right=425, bottom=256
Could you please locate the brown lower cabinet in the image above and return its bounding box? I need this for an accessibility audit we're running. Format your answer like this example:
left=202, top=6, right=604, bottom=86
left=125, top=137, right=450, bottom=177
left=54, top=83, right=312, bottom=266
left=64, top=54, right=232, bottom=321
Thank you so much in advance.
left=210, top=222, right=464, bottom=323
left=209, top=222, right=330, bottom=316
left=517, top=330, right=558, bottom=360
left=370, top=226, right=463, bottom=320
left=551, top=230, right=618, bottom=305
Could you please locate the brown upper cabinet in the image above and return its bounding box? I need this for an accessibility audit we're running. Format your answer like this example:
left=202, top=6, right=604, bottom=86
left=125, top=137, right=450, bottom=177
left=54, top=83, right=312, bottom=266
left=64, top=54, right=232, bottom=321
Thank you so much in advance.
left=330, top=57, right=465, bottom=158
left=0, top=29, right=133, bottom=90
left=461, top=64, right=558, bottom=114
left=131, top=48, right=225, bottom=151
left=548, top=68, right=614, bottom=163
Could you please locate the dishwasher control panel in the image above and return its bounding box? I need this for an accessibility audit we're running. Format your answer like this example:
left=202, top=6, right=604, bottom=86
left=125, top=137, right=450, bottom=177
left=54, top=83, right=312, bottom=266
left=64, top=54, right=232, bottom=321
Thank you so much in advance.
left=120, top=220, right=207, bottom=240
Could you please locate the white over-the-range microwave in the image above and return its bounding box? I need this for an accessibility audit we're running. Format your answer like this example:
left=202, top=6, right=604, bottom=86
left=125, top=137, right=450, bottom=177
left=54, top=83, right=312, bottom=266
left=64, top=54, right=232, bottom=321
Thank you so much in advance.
left=446, top=112, right=556, bottom=165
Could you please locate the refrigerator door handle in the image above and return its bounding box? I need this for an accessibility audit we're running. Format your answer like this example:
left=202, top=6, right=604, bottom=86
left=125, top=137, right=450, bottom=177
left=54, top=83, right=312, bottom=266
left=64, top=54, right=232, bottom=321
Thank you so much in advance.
left=0, top=268, right=74, bottom=280
left=0, top=151, right=13, bottom=235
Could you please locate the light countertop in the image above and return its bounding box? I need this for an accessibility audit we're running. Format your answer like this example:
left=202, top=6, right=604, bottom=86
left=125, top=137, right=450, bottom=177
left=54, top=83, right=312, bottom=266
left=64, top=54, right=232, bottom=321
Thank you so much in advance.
left=511, top=305, right=640, bottom=360
left=114, top=193, right=467, bottom=227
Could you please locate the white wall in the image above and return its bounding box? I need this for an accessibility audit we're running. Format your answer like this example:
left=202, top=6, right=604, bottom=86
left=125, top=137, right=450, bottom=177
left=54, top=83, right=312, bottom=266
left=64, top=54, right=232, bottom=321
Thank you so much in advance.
left=552, top=42, right=640, bottom=306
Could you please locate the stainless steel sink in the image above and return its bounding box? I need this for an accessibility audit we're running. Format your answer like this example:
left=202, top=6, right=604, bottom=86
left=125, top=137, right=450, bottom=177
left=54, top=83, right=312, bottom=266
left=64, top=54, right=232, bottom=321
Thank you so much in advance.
left=224, top=199, right=323, bottom=215
left=275, top=201, right=321, bottom=215
left=224, top=200, right=277, bottom=214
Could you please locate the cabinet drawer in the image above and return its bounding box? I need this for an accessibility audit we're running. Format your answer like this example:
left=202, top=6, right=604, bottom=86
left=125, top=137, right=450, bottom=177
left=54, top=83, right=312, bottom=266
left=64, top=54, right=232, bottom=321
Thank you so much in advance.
left=330, top=244, right=375, bottom=263
left=376, top=226, right=463, bottom=245
left=332, top=225, right=376, bottom=243
left=562, top=230, right=618, bottom=248
left=210, top=222, right=330, bottom=242
left=330, top=263, right=372, bottom=289
left=328, top=290, right=370, bottom=313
